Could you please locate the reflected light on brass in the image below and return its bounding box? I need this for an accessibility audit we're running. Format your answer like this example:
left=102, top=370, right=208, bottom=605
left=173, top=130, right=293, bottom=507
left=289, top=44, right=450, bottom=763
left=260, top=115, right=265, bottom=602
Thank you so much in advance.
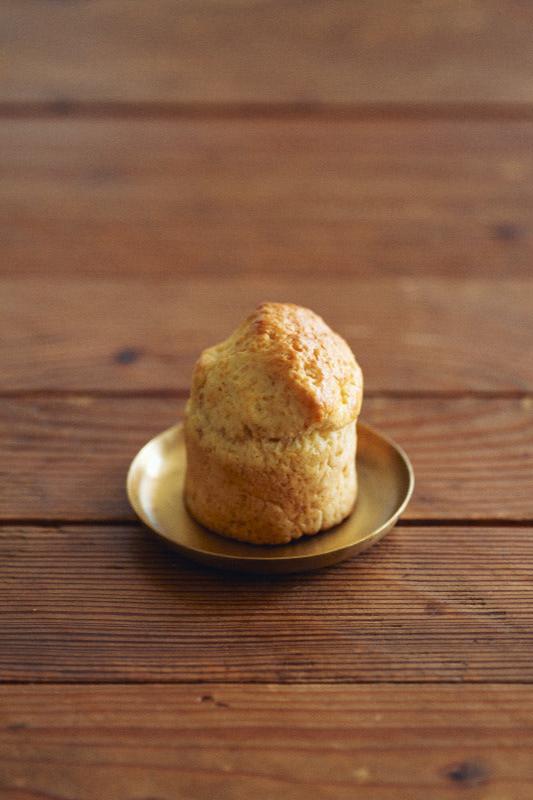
left=127, top=422, right=414, bottom=574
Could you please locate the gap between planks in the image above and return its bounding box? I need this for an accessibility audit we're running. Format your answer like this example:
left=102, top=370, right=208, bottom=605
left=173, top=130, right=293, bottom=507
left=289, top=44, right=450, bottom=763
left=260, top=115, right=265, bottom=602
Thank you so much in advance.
left=3, top=101, right=533, bottom=121
left=2, top=678, right=533, bottom=686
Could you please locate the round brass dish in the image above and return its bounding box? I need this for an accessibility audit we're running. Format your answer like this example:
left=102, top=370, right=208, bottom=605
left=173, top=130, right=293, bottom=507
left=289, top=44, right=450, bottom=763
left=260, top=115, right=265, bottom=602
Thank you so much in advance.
left=127, top=422, right=414, bottom=574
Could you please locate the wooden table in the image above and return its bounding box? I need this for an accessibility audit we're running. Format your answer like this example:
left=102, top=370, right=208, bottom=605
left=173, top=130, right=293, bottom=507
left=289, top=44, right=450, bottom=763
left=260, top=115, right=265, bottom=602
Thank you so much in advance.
left=2, top=3, right=533, bottom=798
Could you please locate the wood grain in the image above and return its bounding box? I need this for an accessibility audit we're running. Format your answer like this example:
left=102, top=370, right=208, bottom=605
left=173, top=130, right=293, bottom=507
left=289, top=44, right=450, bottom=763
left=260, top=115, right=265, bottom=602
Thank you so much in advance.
left=2, top=524, right=533, bottom=683
left=1, top=684, right=533, bottom=800
left=2, top=117, right=533, bottom=277
left=3, top=3, right=533, bottom=793
left=3, top=1, right=533, bottom=105
left=2, top=276, right=533, bottom=392
left=1, top=396, right=532, bottom=522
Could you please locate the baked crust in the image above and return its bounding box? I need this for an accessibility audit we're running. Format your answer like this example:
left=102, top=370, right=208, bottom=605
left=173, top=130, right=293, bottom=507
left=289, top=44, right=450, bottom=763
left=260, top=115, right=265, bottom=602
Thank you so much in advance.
left=184, top=303, right=363, bottom=544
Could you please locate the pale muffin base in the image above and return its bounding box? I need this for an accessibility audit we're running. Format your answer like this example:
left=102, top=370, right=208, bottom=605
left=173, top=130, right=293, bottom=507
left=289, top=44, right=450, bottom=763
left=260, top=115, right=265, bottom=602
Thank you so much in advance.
left=184, top=417, right=357, bottom=545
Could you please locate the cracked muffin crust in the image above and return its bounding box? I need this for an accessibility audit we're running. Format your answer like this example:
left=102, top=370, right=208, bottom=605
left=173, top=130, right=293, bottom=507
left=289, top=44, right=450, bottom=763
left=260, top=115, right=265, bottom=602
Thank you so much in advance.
left=184, top=302, right=363, bottom=544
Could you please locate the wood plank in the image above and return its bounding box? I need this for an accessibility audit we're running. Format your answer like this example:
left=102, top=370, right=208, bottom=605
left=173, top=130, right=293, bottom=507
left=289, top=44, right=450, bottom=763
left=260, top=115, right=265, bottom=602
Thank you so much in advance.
left=2, top=276, right=533, bottom=392
left=1, top=396, right=532, bottom=522
left=366, top=395, right=533, bottom=522
left=1, top=685, right=532, bottom=800
left=3, top=1, right=533, bottom=104
left=3, top=117, right=533, bottom=277
left=2, top=524, right=532, bottom=682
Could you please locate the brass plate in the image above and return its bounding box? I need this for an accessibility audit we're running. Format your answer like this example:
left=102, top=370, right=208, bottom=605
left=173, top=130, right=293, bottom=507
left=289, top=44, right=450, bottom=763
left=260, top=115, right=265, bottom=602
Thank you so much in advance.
left=127, top=422, right=414, bottom=574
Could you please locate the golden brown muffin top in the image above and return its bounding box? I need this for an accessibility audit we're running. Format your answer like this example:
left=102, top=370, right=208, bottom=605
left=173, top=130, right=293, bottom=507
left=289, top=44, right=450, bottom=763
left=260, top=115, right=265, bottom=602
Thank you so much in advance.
left=188, top=302, right=363, bottom=440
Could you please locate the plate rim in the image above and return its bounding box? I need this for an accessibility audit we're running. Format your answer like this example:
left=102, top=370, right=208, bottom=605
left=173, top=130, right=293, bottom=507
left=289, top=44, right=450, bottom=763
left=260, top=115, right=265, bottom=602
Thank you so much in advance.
left=126, top=421, right=415, bottom=564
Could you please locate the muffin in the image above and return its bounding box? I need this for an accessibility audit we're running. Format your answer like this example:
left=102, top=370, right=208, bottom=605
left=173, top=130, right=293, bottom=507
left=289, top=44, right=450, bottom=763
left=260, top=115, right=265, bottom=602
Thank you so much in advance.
left=184, top=302, right=363, bottom=544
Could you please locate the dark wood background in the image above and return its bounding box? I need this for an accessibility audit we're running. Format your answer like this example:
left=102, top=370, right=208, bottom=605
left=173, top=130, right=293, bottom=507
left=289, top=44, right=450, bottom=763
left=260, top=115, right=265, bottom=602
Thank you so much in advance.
left=1, top=3, right=533, bottom=798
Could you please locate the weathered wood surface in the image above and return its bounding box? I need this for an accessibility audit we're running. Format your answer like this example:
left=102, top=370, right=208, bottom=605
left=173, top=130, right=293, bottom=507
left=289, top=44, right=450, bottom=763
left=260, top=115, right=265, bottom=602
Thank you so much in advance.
left=1, top=684, right=532, bottom=800
left=2, top=524, right=532, bottom=683
left=3, top=5, right=533, bottom=796
left=3, top=118, right=533, bottom=277
left=3, top=1, right=533, bottom=105
left=2, top=276, right=533, bottom=392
